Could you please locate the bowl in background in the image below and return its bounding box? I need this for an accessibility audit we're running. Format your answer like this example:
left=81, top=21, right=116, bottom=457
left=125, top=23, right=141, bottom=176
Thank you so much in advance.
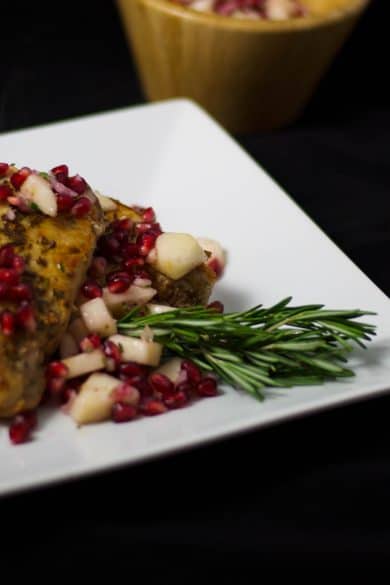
left=117, top=0, right=370, bottom=132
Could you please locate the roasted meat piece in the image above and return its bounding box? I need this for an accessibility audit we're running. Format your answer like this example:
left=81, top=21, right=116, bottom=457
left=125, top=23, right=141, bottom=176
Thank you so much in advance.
left=0, top=164, right=104, bottom=417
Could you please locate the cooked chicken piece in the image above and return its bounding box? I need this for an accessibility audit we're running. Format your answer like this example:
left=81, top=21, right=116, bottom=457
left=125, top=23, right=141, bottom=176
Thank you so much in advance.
left=103, top=200, right=216, bottom=309
left=0, top=165, right=104, bottom=417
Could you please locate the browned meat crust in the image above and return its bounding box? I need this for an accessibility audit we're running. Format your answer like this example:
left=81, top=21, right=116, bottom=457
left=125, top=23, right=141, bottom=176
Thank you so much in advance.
left=0, top=200, right=104, bottom=417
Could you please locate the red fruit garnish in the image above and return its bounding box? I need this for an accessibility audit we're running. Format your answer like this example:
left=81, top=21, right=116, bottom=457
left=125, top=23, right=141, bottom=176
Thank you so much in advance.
left=10, top=283, right=32, bottom=301
left=51, top=164, right=69, bottom=183
left=137, top=232, right=157, bottom=256
left=82, top=280, right=102, bottom=299
left=118, top=362, right=147, bottom=380
left=140, top=399, right=167, bottom=416
left=196, top=376, right=218, bottom=397
left=16, top=302, right=36, bottom=332
left=164, top=390, right=188, bottom=409
left=181, top=360, right=202, bottom=384
left=0, top=268, right=20, bottom=285
left=0, top=283, right=10, bottom=299
left=88, top=256, right=107, bottom=278
left=67, top=174, right=87, bottom=195
left=142, top=207, right=156, bottom=223
left=11, top=255, right=25, bottom=274
left=0, top=310, right=15, bottom=335
left=46, top=361, right=69, bottom=379
left=107, top=271, right=132, bottom=294
left=47, top=377, right=66, bottom=396
left=0, top=184, right=12, bottom=201
left=0, top=162, right=9, bottom=177
left=80, top=333, right=102, bottom=352
left=112, top=402, right=138, bottom=423
left=9, top=410, right=37, bottom=445
left=10, top=167, right=31, bottom=190
left=149, top=373, right=174, bottom=398
left=207, top=300, right=224, bottom=313
left=104, top=340, right=122, bottom=366
left=71, top=197, right=92, bottom=217
left=57, top=193, right=74, bottom=212
left=0, top=244, right=15, bottom=267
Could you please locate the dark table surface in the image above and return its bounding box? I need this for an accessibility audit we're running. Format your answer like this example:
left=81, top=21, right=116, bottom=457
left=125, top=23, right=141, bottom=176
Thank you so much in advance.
left=1, top=0, right=389, bottom=580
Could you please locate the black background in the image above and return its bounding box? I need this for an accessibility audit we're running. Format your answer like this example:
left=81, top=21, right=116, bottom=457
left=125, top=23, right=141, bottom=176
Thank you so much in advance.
left=1, top=0, right=389, bottom=581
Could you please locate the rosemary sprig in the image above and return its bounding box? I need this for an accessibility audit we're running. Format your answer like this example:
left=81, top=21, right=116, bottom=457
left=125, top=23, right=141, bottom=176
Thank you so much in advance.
left=118, top=298, right=377, bottom=399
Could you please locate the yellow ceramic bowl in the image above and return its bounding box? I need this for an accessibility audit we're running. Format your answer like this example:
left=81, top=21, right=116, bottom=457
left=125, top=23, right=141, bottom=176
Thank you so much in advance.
left=117, top=0, right=370, bottom=131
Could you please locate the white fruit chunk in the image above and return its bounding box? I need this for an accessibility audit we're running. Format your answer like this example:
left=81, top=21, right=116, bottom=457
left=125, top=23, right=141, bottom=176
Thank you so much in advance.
left=152, top=233, right=206, bottom=280
left=109, top=334, right=162, bottom=367
left=60, top=332, right=79, bottom=359
left=21, top=173, right=58, bottom=217
left=69, top=373, right=120, bottom=425
left=68, top=317, right=89, bottom=343
left=62, top=349, right=106, bottom=379
left=103, top=285, right=156, bottom=315
left=197, top=237, right=226, bottom=277
left=95, top=191, right=118, bottom=211
left=155, top=358, right=184, bottom=384
left=146, top=303, right=175, bottom=315
left=80, top=297, right=117, bottom=337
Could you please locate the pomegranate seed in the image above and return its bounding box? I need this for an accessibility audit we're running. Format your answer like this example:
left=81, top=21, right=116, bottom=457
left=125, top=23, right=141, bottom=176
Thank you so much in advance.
left=10, top=167, right=31, bottom=190
left=12, top=255, right=25, bottom=274
left=10, top=283, right=32, bottom=301
left=208, top=258, right=224, bottom=277
left=181, top=360, right=202, bottom=384
left=51, top=164, right=69, bottom=183
left=0, top=282, right=10, bottom=299
left=46, top=360, right=69, bottom=379
left=71, top=196, right=92, bottom=217
left=89, top=256, right=107, bottom=278
left=149, top=373, right=174, bottom=398
left=0, top=244, right=15, bottom=267
left=1, top=311, right=15, bottom=335
left=0, top=268, right=19, bottom=285
left=197, top=376, right=218, bottom=397
left=16, top=302, right=36, bottom=332
left=66, top=174, right=87, bottom=194
left=104, top=340, right=122, bottom=366
left=207, top=300, right=224, bottom=313
left=135, top=222, right=162, bottom=236
left=57, top=193, right=74, bottom=212
left=176, top=381, right=194, bottom=395
left=47, top=376, right=66, bottom=396
left=122, top=243, right=140, bottom=258
left=140, top=399, right=167, bottom=416
left=80, top=333, right=102, bottom=352
left=142, top=207, right=156, bottom=223
left=127, top=375, right=152, bottom=396
left=107, top=271, right=131, bottom=294
left=0, top=184, right=13, bottom=201
left=118, top=362, right=147, bottom=379
left=112, top=402, right=138, bottom=423
left=0, top=162, right=9, bottom=176
left=99, top=235, right=121, bottom=257
left=137, top=233, right=157, bottom=256
left=123, top=257, right=144, bottom=272
left=82, top=280, right=102, bottom=299
left=113, top=229, right=130, bottom=243
left=164, top=390, right=188, bottom=409
left=111, top=383, right=140, bottom=406
left=9, top=411, right=37, bottom=445
left=111, top=218, right=133, bottom=232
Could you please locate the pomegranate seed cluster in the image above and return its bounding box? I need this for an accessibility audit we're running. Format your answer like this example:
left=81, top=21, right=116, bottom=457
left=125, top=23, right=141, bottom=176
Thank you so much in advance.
left=82, top=208, right=162, bottom=298
left=0, top=162, right=93, bottom=218
left=45, top=352, right=219, bottom=423
left=0, top=244, right=36, bottom=336
left=172, top=0, right=305, bottom=19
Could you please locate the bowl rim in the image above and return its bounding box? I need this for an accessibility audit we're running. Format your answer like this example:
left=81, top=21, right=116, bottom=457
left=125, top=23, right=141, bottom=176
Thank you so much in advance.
left=130, top=0, right=370, bottom=31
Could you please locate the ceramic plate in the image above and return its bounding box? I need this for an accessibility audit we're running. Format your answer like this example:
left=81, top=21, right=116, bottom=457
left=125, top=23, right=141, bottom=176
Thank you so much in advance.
left=1, top=100, right=389, bottom=497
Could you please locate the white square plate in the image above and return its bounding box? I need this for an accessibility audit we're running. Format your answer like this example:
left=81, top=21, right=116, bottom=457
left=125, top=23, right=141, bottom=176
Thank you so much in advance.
left=1, top=100, right=389, bottom=497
